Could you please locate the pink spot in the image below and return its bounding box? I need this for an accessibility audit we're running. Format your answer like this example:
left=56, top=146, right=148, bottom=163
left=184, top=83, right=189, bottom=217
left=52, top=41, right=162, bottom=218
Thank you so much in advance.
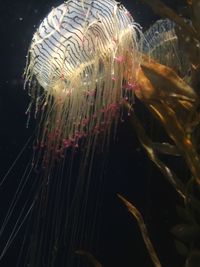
left=66, top=90, right=72, bottom=96
left=107, top=103, right=119, bottom=112
left=63, top=140, right=71, bottom=148
left=55, top=149, right=61, bottom=154
left=84, top=89, right=95, bottom=97
left=92, top=114, right=97, bottom=119
left=57, top=97, right=64, bottom=104
left=114, top=56, right=125, bottom=63
left=40, top=143, right=45, bottom=148
left=82, top=118, right=89, bottom=126
left=112, top=37, right=118, bottom=43
left=94, top=125, right=100, bottom=134
left=75, top=131, right=84, bottom=139
left=123, top=82, right=138, bottom=91
left=63, top=138, right=75, bottom=148
left=126, top=11, right=132, bottom=17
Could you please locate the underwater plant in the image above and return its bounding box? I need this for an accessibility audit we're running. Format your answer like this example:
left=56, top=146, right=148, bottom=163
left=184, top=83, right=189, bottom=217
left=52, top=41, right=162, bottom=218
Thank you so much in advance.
left=115, top=1, right=200, bottom=267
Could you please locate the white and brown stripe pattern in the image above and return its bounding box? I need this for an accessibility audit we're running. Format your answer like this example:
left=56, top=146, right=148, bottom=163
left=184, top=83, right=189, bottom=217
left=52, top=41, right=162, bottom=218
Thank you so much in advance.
left=27, top=0, right=136, bottom=90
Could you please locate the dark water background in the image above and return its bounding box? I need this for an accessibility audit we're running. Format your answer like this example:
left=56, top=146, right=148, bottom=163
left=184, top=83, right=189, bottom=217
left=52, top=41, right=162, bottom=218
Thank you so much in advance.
left=0, top=0, right=187, bottom=266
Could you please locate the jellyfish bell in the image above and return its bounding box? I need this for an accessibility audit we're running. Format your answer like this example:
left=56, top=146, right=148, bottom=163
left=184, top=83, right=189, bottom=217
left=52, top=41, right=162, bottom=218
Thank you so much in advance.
left=25, top=0, right=141, bottom=165
left=142, top=18, right=190, bottom=80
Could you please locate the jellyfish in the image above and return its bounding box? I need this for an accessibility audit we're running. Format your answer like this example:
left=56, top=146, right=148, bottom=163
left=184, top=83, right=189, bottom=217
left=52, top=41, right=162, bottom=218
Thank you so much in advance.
left=24, top=0, right=142, bottom=166
left=0, top=1, right=142, bottom=266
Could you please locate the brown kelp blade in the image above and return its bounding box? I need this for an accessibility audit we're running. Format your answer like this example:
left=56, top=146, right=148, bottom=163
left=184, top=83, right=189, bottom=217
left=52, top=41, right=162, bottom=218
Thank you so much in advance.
left=136, top=57, right=200, bottom=185
left=76, top=250, right=103, bottom=267
left=117, top=194, right=163, bottom=267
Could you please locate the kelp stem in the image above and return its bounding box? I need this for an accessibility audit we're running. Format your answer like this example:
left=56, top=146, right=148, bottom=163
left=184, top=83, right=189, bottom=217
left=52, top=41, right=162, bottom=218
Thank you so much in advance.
left=118, top=194, right=163, bottom=267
